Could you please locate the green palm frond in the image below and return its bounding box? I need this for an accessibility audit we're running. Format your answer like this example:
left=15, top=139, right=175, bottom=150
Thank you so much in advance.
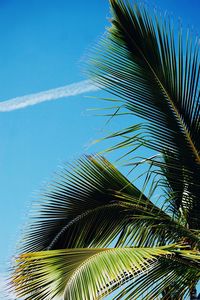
left=113, top=192, right=200, bottom=248
left=21, top=155, right=150, bottom=252
left=88, top=0, right=200, bottom=228
left=114, top=255, right=200, bottom=300
left=89, top=0, right=200, bottom=159
left=20, top=155, right=199, bottom=255
left=12, top=245, right=183, bottom=300
left=12, top=245, right=200, bottom=300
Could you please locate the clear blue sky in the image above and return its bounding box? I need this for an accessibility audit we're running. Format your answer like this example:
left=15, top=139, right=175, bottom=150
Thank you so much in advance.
left=0, top=0, right=199, bottom=299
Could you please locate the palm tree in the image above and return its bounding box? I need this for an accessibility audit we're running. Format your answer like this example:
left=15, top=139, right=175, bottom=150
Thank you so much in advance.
left=11, top=0, right=200, bottom=299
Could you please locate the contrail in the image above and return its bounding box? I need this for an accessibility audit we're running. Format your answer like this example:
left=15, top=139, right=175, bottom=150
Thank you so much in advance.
left=0, top=80, right=99, bottom=112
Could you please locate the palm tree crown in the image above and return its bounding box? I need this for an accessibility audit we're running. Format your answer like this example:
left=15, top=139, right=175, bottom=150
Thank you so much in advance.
left=11, top=1, right=200, bottom=299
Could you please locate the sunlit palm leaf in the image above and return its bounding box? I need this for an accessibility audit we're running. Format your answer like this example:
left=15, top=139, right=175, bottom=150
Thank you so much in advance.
left=12, top=245, right=179, bottom=300
left=114, top=256, right=200, bottom=300
left=88, top=0, right=200, bottom=228
left=12, top=245, right=200, bottom=300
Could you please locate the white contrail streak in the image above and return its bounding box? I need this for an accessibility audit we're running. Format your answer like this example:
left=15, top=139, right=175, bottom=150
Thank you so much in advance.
left=0, top=80, right=99, bottom=112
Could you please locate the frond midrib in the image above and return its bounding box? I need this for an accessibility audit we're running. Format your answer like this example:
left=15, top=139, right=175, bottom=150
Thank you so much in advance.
left=47, top=203, right=124, bottom=249
left=145, top=56, right=200, bottom=164
left=47, top=197, right=200, bottom=250
left=63, top=246, right=172, bottom=299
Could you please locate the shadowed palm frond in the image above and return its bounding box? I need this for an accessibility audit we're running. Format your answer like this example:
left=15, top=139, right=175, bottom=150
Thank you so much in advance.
left=20, top=155, right=151, bottom=252
left=19, top=156, right=136, bottom=251
left=88, top=0, right=200, bottom=228
left=20, top=155, right=199, bottom=255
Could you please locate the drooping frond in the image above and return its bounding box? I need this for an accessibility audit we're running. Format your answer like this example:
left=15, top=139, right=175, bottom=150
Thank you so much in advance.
left=20, top=155, right=150, bottom=252
left=12, top=245, right=200, bottom=300
left=88, top=0, right=200, bottom=228
left=113, top=191, right=200, bottom=248
left=12, top=245, right=182, bottom=300
left=20, top=155, right=199, bottom=255
left=114, top=254, right=200, bottom=299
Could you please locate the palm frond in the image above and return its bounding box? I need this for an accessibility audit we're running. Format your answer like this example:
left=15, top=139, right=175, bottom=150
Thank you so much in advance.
left=20, top=155, right=151, bottom=252
left=12, top=245, right=200, bottom=300
left=114, top=255, right=200, bottom=300
left=12, top=245, right=180, bottom=300
left=20, top=155, right=199, bottom=254
left=113, top=191, right=200, bottom=248
left=88, top=0, right=200, bottom=227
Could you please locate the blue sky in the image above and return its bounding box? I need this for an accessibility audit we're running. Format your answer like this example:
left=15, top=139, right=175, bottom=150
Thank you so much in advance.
left=0, top=0, right=199, bottom=299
